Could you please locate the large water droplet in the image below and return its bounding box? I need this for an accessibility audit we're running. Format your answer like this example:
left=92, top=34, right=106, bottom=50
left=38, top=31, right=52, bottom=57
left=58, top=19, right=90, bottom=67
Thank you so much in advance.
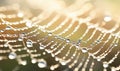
left=38, top=59, right=47, bottom=68
left=26, top=40, right=33, bottom=47
left=8, top=52, right=17, bottom=59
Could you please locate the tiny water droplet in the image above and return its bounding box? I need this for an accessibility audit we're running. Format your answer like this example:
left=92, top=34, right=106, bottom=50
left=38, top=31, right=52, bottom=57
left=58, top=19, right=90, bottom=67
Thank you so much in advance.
left=45, top=49, right=52, bottom=53
left=18, top=37, right=23, bottom=41
left=43, top=52, right=46, bottom=55
left=31, top=59, right=37, bottom=64
left=104, top=15, right=112, bottom=22
left=4, top=43, right=8, bottom=47
left=111, top=67, right=116, bottom=71
left=60, top=60, right=67, bottom=65
left=19, top=33, right=26, bottom=38
left=50, top=66, right=55, bottom=70
left=6, top=26, right=11, bottom=30
left=0, top=30, right=4, bottom=33
left=20, top=61, right=27, bottom=65
left=76, top=45, right=80, bottom=49
left=97, top=58, right=101, bottom=61
left=114, top=43, right=118, bottom=46
left=51, top=53, right=55, bottom=57
left=81, top=48, right=88, bottom=53
left=66, top=39, right=70, bottom=43
left=77, top=39, right=81, bottom=44
left=39, top=44, right=45, bottom=49
left=103, top=62, right=109, bottom=68
left=26, top=21, right=32, bottom=27
left=48, top=32, right=52, bottom=36
left=17, top=12, right=24, bottom=17
left=96, top=40, right=101, bottom=43
left=55, top=57, right=60, bottom=61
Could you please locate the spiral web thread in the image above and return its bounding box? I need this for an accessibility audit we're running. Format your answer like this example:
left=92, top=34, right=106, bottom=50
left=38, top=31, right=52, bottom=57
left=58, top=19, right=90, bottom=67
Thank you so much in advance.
left=0, top=2, right=120, bottom=71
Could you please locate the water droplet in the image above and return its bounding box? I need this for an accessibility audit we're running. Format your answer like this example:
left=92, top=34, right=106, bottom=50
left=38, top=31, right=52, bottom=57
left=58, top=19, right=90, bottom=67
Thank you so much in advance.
left=18, top=37, right=23, bottom=41
left=39, top=44, right=45, bottom=49
left=89, top=68, right=93, bottom=71
left=4, top=43, right=8, bottom=47
left=76, top=45, right=80, bottom=49
left=51, top=53, right=55, bottom=57
left=60, top=60, right=67, bottom=65
left=45, top=49, right=52, bottom=53
left=8, top=52, right=17, bottom=59
left=96, top=40, right=101, bottom=43
left=31, top=59, right=37, bottom=64
left=54, top=36, right=58, bottom=38
left=50, top=66, right=55, bottom=70
left=26, top=21, right=32, bottom=27
left=77, top=39, right=81, bottom=44
left=0, top=57, right=3, bottom=60
left=6, top=26, right=11, bottom=30
left=18, top=49, right=21, bottom=51
left=48, top=32, right=52, bottom=36
left=66, top=39, right=70, bottom=43
left=20, top=61, right=27, bottom=65
left=19, top=33, right=26, bottom=38
left=43, top=52, right=46, bottom=55
left=17, top=12, right=24, bottom=17
left=97, top=58, right=101, bottom=61
left=114, top=43, right=118, bottom=46
left=111, top=67, right=116, bottom=71
left=81, top=48, right=88, bottom=53
left=38, top=59, right=47, bottom=68
left=104, top=15, right=112, bottom=22
left=26, top=40, right=33, bottom=47
left=0, top=30, right=4, bottom=33
left=74, top=67, right=80, bottom=71
left=55, top=57, right=60, bottom=61
left=103, top=62, right=109, bottom=68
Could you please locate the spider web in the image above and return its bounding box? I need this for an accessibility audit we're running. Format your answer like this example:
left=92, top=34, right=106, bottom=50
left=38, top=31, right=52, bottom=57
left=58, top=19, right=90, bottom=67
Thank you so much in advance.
left=0, top=1, right=120, bottom=71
